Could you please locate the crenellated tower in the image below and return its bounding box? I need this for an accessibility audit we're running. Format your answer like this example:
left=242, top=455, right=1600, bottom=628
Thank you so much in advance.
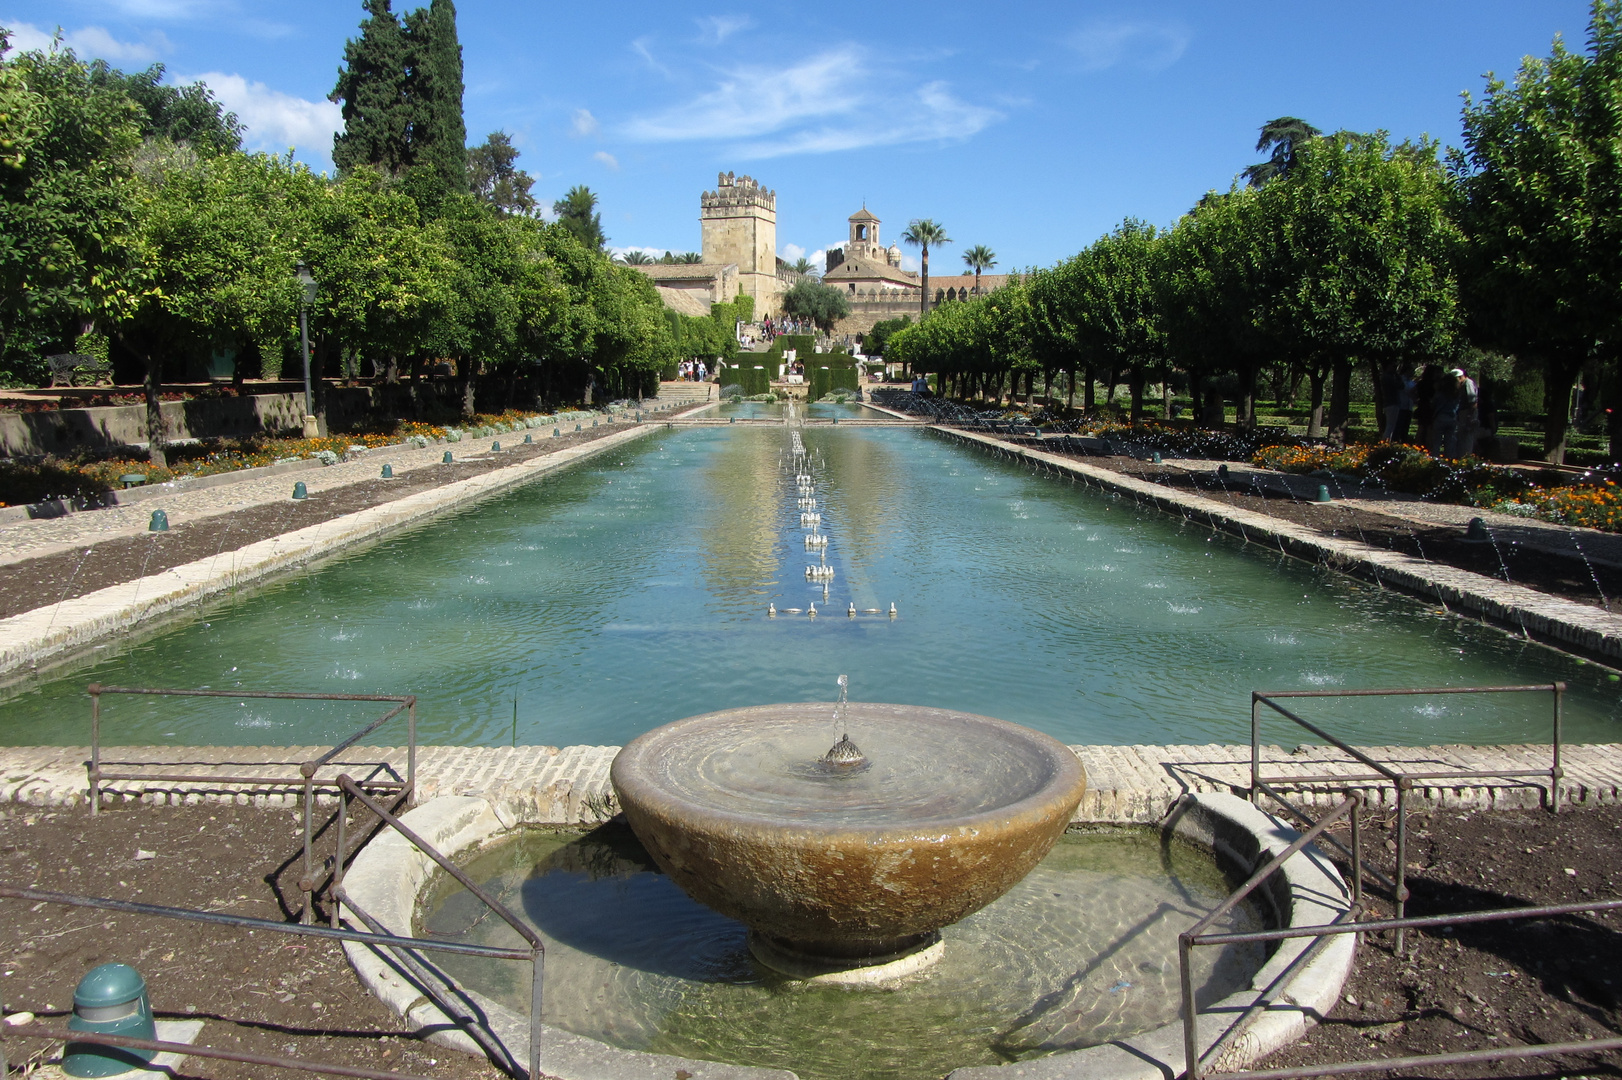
left=701, top=172, right=779, bottom=314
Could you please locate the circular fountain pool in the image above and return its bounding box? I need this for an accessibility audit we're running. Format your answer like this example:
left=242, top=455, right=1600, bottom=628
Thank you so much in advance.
left=417, top=823, right=1267, bottom=1080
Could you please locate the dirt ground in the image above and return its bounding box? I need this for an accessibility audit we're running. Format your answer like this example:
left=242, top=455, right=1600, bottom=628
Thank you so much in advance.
left=0, top=799, right=507, bottom=1079
left=1061, top=452, right=1622, bottom=615
left=0, top=425, right=628, bottom=622
left=1, top=799, right=1618, bottom=1079
left=1257, top=802, right=1622, bottom=1079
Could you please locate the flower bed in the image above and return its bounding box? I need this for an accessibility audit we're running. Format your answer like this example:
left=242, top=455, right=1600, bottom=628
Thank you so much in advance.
left=1252, top=441, right=1622, bottom=532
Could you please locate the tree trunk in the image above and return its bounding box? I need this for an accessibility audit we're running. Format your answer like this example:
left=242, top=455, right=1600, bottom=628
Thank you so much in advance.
left=1307, top=369, right=1327, bottom=438
left=143, top=348, right=166, bottom=468
left=1066, top=368, right=1075, bottom=411
left=1105, top=368, right=1118, bottom=405
left=460, top=359, right=478, bottom=418
left=920, top=246, right=930, bottom=322
left=1327, top=359, right=1352, bottom=445
left=1189, top=375, right=1202, bottom=425
left=1128, top=366, right=1144, bottom=423
left=1238, top=365, right=1258, bottom=430
left=1162, top=369, right=1172, bottom=420
left=1542, top=354, right=1583, bottom=464
left=1083, top=365, right=1095, bottom=411
left=1609, top=351, right=1622, bottom=462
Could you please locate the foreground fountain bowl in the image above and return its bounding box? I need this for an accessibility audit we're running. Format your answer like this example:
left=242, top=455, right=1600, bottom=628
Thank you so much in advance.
left=610, top=702, right=1087, bottom=973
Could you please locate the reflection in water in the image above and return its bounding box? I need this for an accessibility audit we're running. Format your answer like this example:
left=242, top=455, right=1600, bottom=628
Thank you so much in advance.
left=419, top=826, right=1265, bottom=1080
left=1, top=426, right=1617, bottom=747
left=697, top=430, right=783, bottom=606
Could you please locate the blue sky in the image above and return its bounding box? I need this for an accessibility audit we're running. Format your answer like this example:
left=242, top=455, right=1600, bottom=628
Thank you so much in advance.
left=2, top=1, right=1598, bottom=271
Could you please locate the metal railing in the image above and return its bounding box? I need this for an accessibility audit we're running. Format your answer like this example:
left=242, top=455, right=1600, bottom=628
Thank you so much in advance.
left=1170, top=682, right=1622, bottom=1080
left=0, top=881, right=534, bottom=1079
left=1250, top=683, right=1564, bottom=949
left=1182, top=892, right=1622, bottom=1080
left=1178, top=793, right=1367, bottom=1080
left=330, top=774, right=544, bottom=1080
left=87, top=684, right=418, bottom=923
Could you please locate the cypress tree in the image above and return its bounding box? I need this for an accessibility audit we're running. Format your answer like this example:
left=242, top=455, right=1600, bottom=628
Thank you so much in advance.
left=330, top=0, right=411, bottom=176
left=402, top=0, right=467, bottom=195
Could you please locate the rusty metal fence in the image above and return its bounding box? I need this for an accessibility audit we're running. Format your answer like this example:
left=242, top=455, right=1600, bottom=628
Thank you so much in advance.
left=1173, top=682, right=1621, bottom=1080
left=1250, top=683, right=1563, bottom=948
left=87, top=684, right=417, bottom=923
left=0, top=880, right=536, bottom=1079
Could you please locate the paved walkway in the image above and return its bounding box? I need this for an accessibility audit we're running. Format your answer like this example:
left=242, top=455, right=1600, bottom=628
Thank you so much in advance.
left=1, top=741, right=1614, bottom=822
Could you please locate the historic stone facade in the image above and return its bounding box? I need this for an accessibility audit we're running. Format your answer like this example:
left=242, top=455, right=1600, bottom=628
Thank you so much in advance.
left=628, top=261, right=739, bottom=308
left=700, top=173, right=780, bottom=313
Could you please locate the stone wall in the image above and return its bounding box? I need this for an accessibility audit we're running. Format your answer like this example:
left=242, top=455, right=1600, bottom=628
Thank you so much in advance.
left=834, top=294, right=922, bottom=336
left=1, top=387, right=382, bottom=457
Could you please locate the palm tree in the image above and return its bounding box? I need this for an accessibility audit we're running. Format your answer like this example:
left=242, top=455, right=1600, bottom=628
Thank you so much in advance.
left=616, top=250, right=653, bottom=265
left=961, top=244, right=997, bottom=296
left=552, top=184, right=606, bottom=249
left=677, top=251, right=704, bottom=264
left=901, top=218, right=951, bottom=319
left=791, top=256, right=815, bottom=277
left=1242, top=117, right=1321, bottom=187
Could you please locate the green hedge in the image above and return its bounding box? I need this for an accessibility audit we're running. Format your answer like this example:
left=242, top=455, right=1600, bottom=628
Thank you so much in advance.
left=809, top=364, right=860, bottom=402
left=721, top=361, right=772, bottom=396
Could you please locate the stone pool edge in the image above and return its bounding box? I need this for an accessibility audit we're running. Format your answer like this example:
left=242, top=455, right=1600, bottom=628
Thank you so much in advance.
left=337, top=791, right=1352, bottom=1080
left=0, top=422, right=661, bottom=680
left=935, top=427, right=1622, bottom=665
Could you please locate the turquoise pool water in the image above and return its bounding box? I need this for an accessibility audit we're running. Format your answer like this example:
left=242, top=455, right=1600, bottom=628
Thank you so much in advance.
left=2, top=425, right=1615, bottom=747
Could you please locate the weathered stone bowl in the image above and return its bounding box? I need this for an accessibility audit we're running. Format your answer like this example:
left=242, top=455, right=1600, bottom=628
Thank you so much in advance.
left=609, top=702, right=1087, bottom=970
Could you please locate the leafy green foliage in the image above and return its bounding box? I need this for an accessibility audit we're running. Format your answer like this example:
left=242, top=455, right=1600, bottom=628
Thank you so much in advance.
left=88, top=61, right=241, bottom=156
left=779, top=279, right=851, bottom=334
left=467, top=130, right=536, bottom=216
left=0, top=37, right=142, bottom=381
left=553, top=184, right=605, bottom=250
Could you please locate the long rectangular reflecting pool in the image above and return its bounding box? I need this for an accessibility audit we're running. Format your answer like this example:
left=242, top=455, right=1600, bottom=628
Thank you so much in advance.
left=2, top=424, right=1616, bottom=747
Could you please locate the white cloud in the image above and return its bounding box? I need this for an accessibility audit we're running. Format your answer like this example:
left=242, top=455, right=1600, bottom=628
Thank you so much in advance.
left=1068, top=19, right=1190, bottom=73
left=189, top=71, right=341, bottom=162
left=695, top=15, right=751, bottom=45
left=593, top=150, right=620, bottom=170
left=620, top=45, right=999, bottom=159
left=780, top=243, right=806, bottom=261
left=570, top=109, right=599, bottom=137
left=1, top=21, right=170, bottom=63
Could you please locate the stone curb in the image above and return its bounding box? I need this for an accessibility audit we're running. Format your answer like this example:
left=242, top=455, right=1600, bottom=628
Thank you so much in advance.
left=0, top=424, right=659, bottom=679
left=339, top=791, right=1350, bottom=1080
left=338, top=795, right=793, bottom=1079
left=4, top=742, right=1617, bottom=818
left=936, top=427, right=1622, bottom=664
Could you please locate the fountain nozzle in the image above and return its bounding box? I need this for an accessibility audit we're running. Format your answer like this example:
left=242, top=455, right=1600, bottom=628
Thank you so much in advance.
left=822, top=733, right=866, bottom=768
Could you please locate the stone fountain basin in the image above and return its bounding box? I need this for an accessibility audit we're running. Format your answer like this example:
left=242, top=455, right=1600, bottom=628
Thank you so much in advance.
left=609, top=703, right=1088, bottom=957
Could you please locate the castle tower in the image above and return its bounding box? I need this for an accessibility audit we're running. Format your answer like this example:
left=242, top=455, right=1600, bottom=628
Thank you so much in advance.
left=701, top=172, right=779, bottom=313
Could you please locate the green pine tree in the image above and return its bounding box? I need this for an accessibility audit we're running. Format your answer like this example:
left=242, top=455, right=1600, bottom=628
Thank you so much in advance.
left=330, top=0, right=412, bottom=176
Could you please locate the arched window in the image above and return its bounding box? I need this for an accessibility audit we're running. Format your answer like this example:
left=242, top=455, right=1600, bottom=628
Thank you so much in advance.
left=857, top=225, right=868, bottom=240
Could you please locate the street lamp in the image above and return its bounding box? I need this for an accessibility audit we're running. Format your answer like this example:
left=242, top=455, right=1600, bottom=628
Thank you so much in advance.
left=295, top=261, right=319, bottom=436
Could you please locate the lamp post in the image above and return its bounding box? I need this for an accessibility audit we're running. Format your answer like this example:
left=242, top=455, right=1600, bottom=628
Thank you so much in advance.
left=295, top=262, right=319, bottom=437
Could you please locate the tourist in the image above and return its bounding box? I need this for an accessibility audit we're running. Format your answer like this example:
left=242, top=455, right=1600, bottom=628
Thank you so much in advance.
left=1429, top=370, right=1461, bottom=457
left=1449, top=367, right=1479, bottom=458
left=1414, top=365, right=1440, bottom=450
left=1380, top=362, right=1415, bottom=442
